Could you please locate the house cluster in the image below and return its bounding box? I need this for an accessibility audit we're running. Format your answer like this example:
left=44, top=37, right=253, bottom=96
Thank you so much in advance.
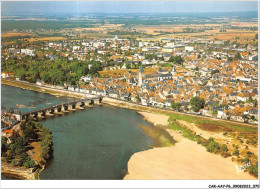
left=31, top=36, right=258, bottom=72
left=1, top=72, right=15, bottom=78
left=4, top=35, right=258, bottom=71
left=1, top=108, right=21, bottom=132
left=63, top=56, right=258, bottom=123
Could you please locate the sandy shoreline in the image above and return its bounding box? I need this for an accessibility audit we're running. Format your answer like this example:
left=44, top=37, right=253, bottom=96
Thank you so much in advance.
left=124, top=112, right=256, bottom=180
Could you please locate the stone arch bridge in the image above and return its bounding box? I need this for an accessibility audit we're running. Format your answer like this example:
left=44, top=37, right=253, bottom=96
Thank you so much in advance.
left=21, top=97, right=102, bottom=120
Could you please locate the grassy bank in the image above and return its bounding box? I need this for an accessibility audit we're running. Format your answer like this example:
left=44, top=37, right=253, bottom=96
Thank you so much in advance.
left=169, top=114, right=257, bottom=133
left=2, top=79, right=39, bottom=91
left=139, top=124, right=176, bottom=147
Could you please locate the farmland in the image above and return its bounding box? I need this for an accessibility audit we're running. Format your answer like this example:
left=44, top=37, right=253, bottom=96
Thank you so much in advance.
left=27, top=37, right=67, bottom=42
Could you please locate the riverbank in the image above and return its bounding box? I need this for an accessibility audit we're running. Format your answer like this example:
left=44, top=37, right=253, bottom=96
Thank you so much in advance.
left=1, top=79, right=88, bottom=99
left=124, top=112, right=256, bottom=180
left=1, top=162, right=35, bottom=180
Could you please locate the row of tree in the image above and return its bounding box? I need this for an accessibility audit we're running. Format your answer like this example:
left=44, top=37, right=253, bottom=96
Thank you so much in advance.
left=2, top=56, right=103, bottom=85
left=171, top=97, right=205, bottom=112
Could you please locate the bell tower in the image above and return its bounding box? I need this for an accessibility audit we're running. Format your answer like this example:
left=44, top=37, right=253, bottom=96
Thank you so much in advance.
left=138, top=63, right=145, bottom=87
left=171, top=64, right=176, bottom=75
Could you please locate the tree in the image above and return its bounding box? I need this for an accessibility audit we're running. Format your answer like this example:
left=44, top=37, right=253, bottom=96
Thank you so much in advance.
left=248, top=162, right=258, bottom=177
left=134, top=97, right=141, bottom=103
left=126, top=63, right=131, bottom=69
left=11, top=159, right=16, bottom=166
left=184, top=105, right=189, bottom=111
left=207, top=141, right=220, bottom=153
left=23, top=157, right=35, bottom=168
left=242, top=114, right=249, bottom=123
left=5, top=154, right=12, bottom=163
left=252, top=88, right=257, bottom=94
left=224, top=40, right=230, bottom=46
left=227, top=57, right=233, bottom=62
left=221, top=144, right=228, bottom=152
left=211, top=69, right=220, bottom=76
left=233, top=149, right=240, bottom=156
left=20, top=73, right=26, bottom=81
left=170, top=55, right=184, bottom=66
left=250, top=115, right=256, bottom=121
left=1, top=137, right=8, bottom=155
left=171, top=102, right=181, bottom=111
left=234, top=52, right=242, bottom=60
left=248, top=96, right=253, bottom=103
left=226, top=111, right=231, bottom=120
left=190, top=97, right=205, bottom=112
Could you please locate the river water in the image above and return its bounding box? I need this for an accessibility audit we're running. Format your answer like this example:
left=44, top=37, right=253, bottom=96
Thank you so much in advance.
left=1, top=85, right=153, bottom=180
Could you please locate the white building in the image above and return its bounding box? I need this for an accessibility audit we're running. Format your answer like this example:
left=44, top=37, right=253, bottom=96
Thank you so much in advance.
left=139, top=41, right=150, bottom=48
left=249, top=55, right=258, bottom=61
left=21, top=49, right=35, bottom=56
left=185, top=46, right=194, bottom=52
left=162, top=47, right=173, bottom=53
left=36, top=80, right=44, bottom=86
left=236, top=76, right=252, bottom=82
left=81, top=75, right=93, bottom=82
left=72, top=46, right=80, bottom=52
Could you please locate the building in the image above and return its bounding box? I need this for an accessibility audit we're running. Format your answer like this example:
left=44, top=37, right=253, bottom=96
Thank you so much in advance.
left=173, top=45, right=185, bottom=51
left=158, top=74, right=173, bottom=81
left=249, top=54, right=258, bottom=61
left=185, top=46, right=194, bottom=52
left=171, top=64, right=177, bottom=75
left=81, top=75, right=93, bottom=82
left=21, top=49, right=35, bottom=56
left=162, top=47, right=173, bottom=53
left=36, top=80, right=45, bottom=86
left=5, top=48, right=20, bottom=54
left=138, top=63, right=145, bottom=87
left=1, top=72, right=9, bottom=78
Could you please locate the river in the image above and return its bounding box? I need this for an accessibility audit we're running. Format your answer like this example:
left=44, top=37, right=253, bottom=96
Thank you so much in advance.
left=1, top=84, right=153, bottom=180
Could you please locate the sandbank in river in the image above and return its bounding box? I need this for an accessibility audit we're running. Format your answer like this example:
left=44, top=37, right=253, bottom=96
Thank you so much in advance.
left=124, top=112, right=256, bottom=180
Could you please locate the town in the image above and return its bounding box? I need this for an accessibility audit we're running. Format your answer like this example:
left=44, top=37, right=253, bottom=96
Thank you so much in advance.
left=2, top=33, right=258, bottom=126
left=1, top=1, right=259, bottom=183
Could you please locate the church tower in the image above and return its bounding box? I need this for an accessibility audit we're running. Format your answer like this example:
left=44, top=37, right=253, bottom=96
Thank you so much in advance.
left=138, top=63, right=145, bottom=87
left=171, top=64, right=177, bottom=75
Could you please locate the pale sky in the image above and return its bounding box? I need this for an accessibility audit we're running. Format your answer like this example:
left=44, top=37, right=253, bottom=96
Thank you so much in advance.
left=2, top=1, right=258, bottom=14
